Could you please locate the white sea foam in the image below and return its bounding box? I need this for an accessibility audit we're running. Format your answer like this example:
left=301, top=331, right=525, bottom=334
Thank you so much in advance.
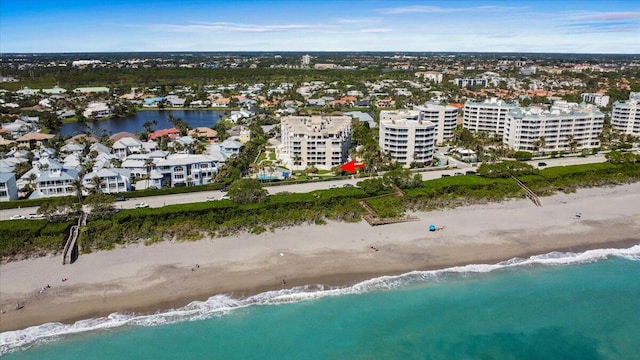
left=2, top=244, right=638, bottom=355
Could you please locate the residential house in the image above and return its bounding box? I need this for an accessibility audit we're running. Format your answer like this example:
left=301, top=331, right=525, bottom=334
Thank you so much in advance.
left=219, top=137, right=244, bottom=157
left=82, top=168, right=131, bottom=194
left=83, top=102, right=113, bottom=118
left=188, top=127, right=218, bottom=143
left=60, top=142, right=86, bottom=156
left=156, top=154, right=220, bottom=187
left=2, top=118, right=35, bottom=138
left=112, top=137, right=145, bottom=160
left=149, top=128, right=180, bottom=140
left=73, top=87, right=110, bottom=94
left=16, top=133, right=55, bottom=149
left=28, top=159, right=80, bottom=199
left=0, top=172, right=19, bottom=201
left=133, top=170, right=164, bottom=190
left=165, top=95, right=186, bottom=107
left=143, top=97, right=165, bottom=107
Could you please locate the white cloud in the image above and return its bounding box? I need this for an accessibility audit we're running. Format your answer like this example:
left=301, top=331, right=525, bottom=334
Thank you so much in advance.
left=130, top=22, right=335, bottom=33
left=376, top=4, right=528, bottom=15
left=360, top=28, right=392, bottom=33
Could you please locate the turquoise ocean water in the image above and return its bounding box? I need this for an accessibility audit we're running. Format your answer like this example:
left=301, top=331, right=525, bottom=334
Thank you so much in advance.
left=2, top=245, right=639, bottom=359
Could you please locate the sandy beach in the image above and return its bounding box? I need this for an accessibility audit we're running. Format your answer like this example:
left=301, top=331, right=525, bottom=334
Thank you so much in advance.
left=1, top=183, right=640, bottom=332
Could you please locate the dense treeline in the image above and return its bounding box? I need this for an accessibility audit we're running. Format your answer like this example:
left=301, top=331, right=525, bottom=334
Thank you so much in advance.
left=0, top=67, right=415, bottom=92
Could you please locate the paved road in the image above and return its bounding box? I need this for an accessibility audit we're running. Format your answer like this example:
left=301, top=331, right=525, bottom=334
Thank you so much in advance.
left=0, top=154, right=611, bottom=221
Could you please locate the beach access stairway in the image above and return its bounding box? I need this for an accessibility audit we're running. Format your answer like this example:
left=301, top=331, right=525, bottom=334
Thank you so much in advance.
left=359, top=186, right=419, bottom=226
left=62, top=212, right=86, bottom=265
left=512, top=176, right=542, bottom=207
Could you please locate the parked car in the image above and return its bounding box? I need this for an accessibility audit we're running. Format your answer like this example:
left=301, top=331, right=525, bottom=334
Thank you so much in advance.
left=538, top=162, right=547, bottom=167
left=220, top=195, right=230, bottom=200
left=115, top=195, right=126, bottom=201
left=441, top=174, right=451, bottom=177
left=329, top=184, right=338, bottom=189
left=134, top=203, right=149, bottom=209
left=10, top=215, right=25, bottom=220
left=465, top=170, right=477, bottom=175
left=343, top=184, right=354, bottom=188
left=206, top=196, right=217, bottom=201
left=454, top=172, right=464, bottom=176
left=28, top=213, right=45, bottom=219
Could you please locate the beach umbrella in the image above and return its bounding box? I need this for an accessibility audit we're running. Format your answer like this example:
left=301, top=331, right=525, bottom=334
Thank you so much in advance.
left=429, top=224, right=436, bottom=232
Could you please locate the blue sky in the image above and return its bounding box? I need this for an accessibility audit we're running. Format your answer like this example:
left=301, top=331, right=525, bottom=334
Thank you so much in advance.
left=1, top=0, right=639, bottom=53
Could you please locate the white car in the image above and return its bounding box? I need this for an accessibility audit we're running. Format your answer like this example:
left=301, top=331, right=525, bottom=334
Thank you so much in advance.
left=206, top=196, right=217, bottom=201
left=134, top=203, right=149, bottom=209
left=10, top=215, right=26, bottom=220
left=28, top=213, right=45, bottom=219
left=220, top=195, right=230, bottom=200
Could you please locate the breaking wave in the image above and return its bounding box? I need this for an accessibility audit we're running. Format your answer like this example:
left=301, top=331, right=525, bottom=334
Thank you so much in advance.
left=2, top=244, right=638, bottom=355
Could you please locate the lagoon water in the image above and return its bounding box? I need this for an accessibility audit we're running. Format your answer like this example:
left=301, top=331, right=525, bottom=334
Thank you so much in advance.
left=2, top=246, right=639, bottom=359
left=59, top=110, right=226, bottom=137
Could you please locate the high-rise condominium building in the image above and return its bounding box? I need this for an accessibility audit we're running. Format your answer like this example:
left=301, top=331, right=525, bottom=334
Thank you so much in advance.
left=504, top=102, right=604, bottom=152
left=301, top=54, right=311, bottom=67
left=379, top=110, right=436, bottom=166
left=279, top=116, right=351, bottom=170
left=463, top=98, right=519, bottom=135
left=611, top=92, right=640, bottom=136
left=413, top=102, right=458, bottom=145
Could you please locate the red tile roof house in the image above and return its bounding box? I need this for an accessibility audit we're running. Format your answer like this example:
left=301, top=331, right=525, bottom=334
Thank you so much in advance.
left=149, top=128, right=180, bottom=140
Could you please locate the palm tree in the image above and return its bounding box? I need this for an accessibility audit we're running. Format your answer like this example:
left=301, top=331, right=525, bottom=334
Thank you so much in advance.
left=70, top=178, right=85, bottom=212
left=144, top=158, right=155, bottom=189
left=566, top=134, right=579, bottom=154
left=88, top=176, right=103, bottom=195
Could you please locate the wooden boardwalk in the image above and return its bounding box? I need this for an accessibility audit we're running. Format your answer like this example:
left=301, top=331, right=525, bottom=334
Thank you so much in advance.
left=62, top=212, right=87, bottom=265
left=359, top=186, right=419, bottom=226
left=511, top=176, right=542, bottom=207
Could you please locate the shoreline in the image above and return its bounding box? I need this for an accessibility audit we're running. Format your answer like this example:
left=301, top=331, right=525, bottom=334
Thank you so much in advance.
left=1, top=183, right=640, bottom=332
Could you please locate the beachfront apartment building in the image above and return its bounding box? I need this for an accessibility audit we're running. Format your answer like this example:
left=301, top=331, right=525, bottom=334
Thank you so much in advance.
left=379, top=110, right=436, bottom=166
left=504, top=102, right=604, bottom=152
left=279, top=116, right=351, bottom=170
left=463, top=98, right=520, bottom=135
left=413, top=102, right=458, bottom=145
left=0, top=172, right=19, bottom=201
left=156, top=154, right=220, bottom=187
left=611, top=92, right=640, bottom=136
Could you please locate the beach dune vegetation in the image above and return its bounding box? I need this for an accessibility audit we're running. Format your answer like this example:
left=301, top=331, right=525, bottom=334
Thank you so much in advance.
left=2, top=163, right=640, bottom=259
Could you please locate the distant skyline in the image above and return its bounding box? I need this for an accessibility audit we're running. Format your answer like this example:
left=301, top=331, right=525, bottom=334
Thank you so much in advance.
left=1, top=0, right=639, bottom=54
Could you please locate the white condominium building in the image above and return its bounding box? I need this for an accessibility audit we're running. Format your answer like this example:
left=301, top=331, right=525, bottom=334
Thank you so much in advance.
left=413, top=102, right=458, bottom=145
left=581, top=92, right=610, bottom=107
left=279, top=116, right=351, bottom=170
left=504, top=102, right=604, bottom=152
left=379, top=110, right=436, bottom=166
left=463, top=98, right=519, bottom=135
left=611, top=92, right=640, bottom=136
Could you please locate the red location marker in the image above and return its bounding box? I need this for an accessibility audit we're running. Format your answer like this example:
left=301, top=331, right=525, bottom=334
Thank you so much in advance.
left=339, top=160, right=365, bottom=173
